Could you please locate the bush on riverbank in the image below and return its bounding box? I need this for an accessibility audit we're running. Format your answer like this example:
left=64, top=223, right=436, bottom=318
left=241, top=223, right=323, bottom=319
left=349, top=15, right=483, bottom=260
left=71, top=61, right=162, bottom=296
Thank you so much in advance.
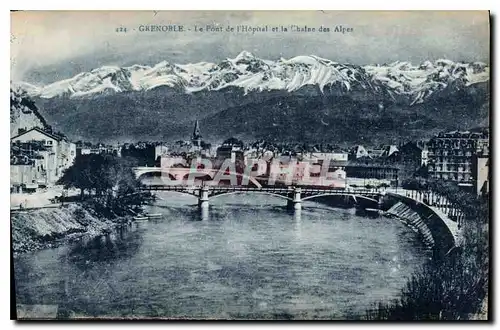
left=365, top=181, right=489, bottom=320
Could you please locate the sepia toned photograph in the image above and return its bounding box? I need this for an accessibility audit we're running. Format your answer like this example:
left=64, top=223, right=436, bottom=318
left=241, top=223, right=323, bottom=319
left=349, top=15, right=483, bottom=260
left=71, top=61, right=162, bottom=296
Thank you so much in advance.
left=10, top=10, right=490, bottom=320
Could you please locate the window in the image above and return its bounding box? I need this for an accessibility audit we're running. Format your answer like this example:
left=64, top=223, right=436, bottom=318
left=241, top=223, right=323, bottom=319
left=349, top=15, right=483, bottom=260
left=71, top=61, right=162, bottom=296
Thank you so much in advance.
left=46, top=140, right=53, bottom=146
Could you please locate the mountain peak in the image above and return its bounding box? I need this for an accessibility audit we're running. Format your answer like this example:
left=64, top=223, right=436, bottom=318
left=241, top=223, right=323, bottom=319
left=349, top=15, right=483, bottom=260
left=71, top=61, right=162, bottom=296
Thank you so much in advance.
left=233, top=50, right=256, bottom=61
left=14, top=55, right=489, bottom=104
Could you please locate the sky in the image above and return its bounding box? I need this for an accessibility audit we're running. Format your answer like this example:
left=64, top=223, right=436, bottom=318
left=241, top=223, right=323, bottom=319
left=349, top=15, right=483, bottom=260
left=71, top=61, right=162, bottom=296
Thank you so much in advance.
left=11, top=10, right=490, bottom=84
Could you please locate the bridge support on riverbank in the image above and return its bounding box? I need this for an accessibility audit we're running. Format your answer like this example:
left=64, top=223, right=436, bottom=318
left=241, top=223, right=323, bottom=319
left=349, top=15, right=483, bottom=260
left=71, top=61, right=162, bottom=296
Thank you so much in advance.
left=287, top=187, right=302, bottom=210
left=198, top=186, right=210, bottom=209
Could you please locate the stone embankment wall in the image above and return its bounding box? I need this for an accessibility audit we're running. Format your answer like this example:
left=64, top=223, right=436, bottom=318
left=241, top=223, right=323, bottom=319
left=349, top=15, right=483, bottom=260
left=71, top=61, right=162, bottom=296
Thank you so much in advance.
left=383, top=195, right=457, bottom=256
left=385, top=202, right=435, bottom=247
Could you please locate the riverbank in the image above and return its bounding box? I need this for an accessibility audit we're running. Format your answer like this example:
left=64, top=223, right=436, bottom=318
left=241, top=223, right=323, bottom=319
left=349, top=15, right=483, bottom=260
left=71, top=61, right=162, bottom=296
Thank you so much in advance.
left=11, top=203, right=132, bottom=255
left=365, top=188, right=489, bottom=320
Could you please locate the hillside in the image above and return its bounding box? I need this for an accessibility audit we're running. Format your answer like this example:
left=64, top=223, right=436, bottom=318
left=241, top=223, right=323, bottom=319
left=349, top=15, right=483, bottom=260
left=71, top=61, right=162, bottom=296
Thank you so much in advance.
left=10, top=88, right=48, bottom=137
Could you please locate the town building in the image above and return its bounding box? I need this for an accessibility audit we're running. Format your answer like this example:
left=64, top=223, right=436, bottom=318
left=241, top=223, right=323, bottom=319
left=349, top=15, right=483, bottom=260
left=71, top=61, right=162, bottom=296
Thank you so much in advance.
left=345, top=164, right=399, bottom=187
left=155, top=144, right=169, bottom=162
left=387, top=142, right=425, bottom=168
left=380, top=145, right=399, bottom=159
left=421, top=146, right=429, bottom=166
left=367, top=148, right=384, bottom=159
left=10, top=141, right=49, bottom=192
left=427, top=130, right=489, bottom=189
left=76, top=142, right=122, bottom=157
left=149, top=121, right=213, bottom=167
left=10, top=127, right=76, bottom=190
left=472, top=145, right=489, bottom=196
left=188, top=120, right=212, bottom=157
left=349, top=145, right=371, bottom=160
left=270, top=155, right=347, bottom=187
left=304, top=152, right=349, bottom=163
left=216, top=138, right=245, bottom=164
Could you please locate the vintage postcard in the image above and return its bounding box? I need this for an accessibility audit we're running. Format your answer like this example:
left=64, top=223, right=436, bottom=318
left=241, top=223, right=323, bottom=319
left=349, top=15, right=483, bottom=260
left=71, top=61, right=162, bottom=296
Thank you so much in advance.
left=10, top=10, right=490, bottom=320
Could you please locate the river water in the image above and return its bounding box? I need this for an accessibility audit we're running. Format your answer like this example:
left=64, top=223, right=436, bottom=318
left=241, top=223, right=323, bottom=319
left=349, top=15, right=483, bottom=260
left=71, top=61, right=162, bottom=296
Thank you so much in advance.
left=14, top=192, right=431, bottom=319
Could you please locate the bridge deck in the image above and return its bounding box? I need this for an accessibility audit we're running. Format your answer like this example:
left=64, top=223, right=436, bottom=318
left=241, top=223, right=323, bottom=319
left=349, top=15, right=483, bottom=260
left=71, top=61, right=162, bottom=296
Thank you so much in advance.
left=141, top=185, right=380, bottom=195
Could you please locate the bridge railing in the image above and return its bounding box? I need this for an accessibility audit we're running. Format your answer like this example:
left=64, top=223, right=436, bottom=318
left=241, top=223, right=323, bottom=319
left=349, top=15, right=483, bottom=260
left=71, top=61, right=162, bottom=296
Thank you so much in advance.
left=399, top=189, right=465, bottom=228
left=140, top=184, right=381, bottom=194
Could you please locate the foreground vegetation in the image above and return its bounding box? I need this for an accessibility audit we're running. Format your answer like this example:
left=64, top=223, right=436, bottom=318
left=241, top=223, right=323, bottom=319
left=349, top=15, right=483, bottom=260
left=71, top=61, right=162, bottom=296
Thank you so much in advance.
left=57, top=154, right=155, bottom=218
left=365, top=180, right=489, bottom=320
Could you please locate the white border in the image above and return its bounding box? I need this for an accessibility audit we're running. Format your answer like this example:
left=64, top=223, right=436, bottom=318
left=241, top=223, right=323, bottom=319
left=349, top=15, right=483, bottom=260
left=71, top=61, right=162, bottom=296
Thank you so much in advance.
left=5, top=1, right=497, bottom=10
left=3, top=1, right=498, bottom=329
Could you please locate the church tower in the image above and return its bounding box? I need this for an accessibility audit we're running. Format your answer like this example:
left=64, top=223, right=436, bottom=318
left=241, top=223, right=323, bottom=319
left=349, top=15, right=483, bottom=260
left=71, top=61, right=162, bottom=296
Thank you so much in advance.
left=192, top=120, right=203, bottom=148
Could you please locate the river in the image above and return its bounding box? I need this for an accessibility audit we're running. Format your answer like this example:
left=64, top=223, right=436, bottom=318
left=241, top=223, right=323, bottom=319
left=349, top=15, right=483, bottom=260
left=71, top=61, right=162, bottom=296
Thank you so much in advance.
left=14, top=192, right=431, bottom=319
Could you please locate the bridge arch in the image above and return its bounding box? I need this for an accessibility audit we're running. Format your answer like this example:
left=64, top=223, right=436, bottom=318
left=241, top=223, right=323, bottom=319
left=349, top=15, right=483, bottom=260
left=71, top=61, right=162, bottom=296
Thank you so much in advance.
left=181, top=172, right=214, bottom=182
left=203, top=172, right=263, bottom=188
left=148, top=189, right=199, bottom=198
left=134, top=167, right=262, bottom=188
left=302, top=193, right=378, bottom=203
left=137, top=170, right=177, bottom=182
left=209, top=191, right=291, bottom=201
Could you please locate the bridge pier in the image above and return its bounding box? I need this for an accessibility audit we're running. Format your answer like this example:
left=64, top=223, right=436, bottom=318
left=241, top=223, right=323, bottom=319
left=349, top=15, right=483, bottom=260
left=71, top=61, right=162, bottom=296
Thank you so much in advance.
left=200, top=206, right=209, bottom=221
left=287, top=187, right=302, bottom=210
left=377, top=193, right=384, bottom=209
left=198, top=186, right=210, bottom=209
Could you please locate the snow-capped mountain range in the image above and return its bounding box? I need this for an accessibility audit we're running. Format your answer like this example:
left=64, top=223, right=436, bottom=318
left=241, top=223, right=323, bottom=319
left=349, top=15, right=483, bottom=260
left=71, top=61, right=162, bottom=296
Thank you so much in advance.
left=15, top=51, right=489, bottom=105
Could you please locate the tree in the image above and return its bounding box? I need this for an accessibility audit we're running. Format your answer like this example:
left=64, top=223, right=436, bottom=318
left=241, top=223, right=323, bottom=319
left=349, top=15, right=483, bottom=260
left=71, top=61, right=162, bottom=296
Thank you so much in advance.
left=57, top=154, right=101, bottom=199
left=57, top=154, right=154, bottom=216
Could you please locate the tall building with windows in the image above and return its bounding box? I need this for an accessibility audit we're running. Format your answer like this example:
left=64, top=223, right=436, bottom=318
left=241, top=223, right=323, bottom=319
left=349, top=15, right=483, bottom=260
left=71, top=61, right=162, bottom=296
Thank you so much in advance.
left=427, top=130, right=489, bottom=189
left=472, top=145, right=489, bottom=196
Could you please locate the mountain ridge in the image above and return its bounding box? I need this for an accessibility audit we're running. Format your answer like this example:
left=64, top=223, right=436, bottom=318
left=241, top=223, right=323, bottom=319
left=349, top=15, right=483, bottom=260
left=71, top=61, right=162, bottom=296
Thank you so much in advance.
left=11, top=52, right=489, bottom=145
left=14, top=51, right=489, bottom=106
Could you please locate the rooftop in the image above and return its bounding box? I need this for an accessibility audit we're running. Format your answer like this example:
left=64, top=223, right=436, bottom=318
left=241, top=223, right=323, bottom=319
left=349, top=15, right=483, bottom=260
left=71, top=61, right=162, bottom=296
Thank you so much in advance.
left=436, top=130, right=489, bottom=139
